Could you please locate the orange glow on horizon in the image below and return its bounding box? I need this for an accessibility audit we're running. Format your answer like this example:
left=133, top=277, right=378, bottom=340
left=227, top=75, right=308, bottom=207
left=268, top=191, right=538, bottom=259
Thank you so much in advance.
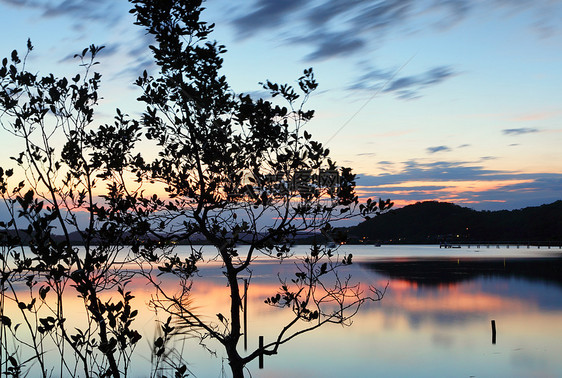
left=360, top=179, right=534, bottom=190
left=353, top=178, right=535, bottom=207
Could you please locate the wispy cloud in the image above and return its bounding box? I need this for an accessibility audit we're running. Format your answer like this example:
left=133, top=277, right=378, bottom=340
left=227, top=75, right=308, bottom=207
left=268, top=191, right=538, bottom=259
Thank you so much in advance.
left=228, top=1, right=561, bottom=53
left=0, top=0, right=122, bottom=24
left=0, top=0, right=27, bottom=6
left=224, top=0, right=560, bottom=101
left=427, top=146, right=451, bottom=154
left=231, top=0, right=302, bottom=38
left=510, top=110, right=562, bottom=122
left=356, top=160, right=562, bottom=210
left=298, top=31, right=366, bottom=61
left=350, top=64, right=457, bottom=99
left=502, top=128, right=539, bottom=135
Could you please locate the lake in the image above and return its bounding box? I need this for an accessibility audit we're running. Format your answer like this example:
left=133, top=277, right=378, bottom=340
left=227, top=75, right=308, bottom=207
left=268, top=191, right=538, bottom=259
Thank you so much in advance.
left=4, top=244, right=562, bottom=377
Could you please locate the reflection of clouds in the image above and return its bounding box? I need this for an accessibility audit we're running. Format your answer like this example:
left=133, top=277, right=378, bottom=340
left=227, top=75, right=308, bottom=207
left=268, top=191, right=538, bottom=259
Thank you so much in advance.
left=389, top=283, right=528, bottom=313
left=6, top=253, right=562, bottom=376
left=431, top=331, right=455, bottom=348
left=510, top=351, right=548, bottom=370
left=147, top=259, right=560, bottom=325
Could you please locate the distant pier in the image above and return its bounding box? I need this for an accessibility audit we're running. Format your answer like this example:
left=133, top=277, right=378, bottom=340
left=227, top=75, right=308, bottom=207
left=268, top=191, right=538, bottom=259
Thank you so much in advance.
left=440, top=241, right=562, bottom=249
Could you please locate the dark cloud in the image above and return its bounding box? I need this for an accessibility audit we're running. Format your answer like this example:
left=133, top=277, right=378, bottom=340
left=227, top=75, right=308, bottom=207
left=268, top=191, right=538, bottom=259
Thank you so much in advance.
left=384, top=66, right=456, bottom=94
left=57, top=43, right=121, bottom=64
left=114, top=56, right=155, bottom=83
left=229, top=0, right=561, bottom=47
left=350, top=64, right=457, bottom=99
left=0, top=0, right=32, bottom=7
left=305, top=0, right=360, bottom=27
left=502, top=128, right=539, bottom=135
left=423, top=66, right=456, bottom=84
left=351, top=0, right=415, bottom=31
left=231, top=0, right=302, bottom=38
left=356, top=160, right=562, bottom=210
left=126, top=33, right=156, bottom=58
left=0, top=0, right=122, bottom=24
left=42, top=0, right=113, bottom=20
left=361, top=160, right=503, bottom=186
left=384, top=76, right=417, bottom=92
left=229, top=1, right=423, bottom=59
left=465, top=174, right=562, bottom=210
left=357, top=152, right=376, bottom=156
left=225, top=0, right=558, bottom=101
left=427, top=146, right=451, bottom=154
left=301, top=31, right=366, bottom=61
left=429, top=0, right=472, bottom=29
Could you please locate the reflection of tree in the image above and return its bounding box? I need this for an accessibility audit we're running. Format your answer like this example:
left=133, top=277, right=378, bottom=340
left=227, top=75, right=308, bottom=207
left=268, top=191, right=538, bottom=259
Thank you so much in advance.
left=362, top=258, right=562, bottom=286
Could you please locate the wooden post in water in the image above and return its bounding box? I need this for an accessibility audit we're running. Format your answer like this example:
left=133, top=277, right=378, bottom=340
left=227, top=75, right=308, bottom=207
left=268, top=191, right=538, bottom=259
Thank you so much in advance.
left=491, top=320, right=497, bottom=344
left=259, top=335, right=264, bottom=369
left=244, top=279, right=248, bottom=351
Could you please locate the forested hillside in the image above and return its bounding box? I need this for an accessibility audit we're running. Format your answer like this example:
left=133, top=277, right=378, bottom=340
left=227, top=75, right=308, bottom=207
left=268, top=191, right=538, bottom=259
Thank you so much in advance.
left=349, top=201, right=562, bottom=244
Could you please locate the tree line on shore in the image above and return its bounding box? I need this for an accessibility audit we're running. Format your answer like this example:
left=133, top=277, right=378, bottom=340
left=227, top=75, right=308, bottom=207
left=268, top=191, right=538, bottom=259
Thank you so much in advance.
left=347, top=200, right=562, bottom=244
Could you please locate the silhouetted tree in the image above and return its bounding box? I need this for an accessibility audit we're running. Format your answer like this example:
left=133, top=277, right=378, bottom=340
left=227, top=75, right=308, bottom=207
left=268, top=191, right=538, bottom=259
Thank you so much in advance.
left=0, top=1, right=391, bottom=377
left=0, top=42, right=142, bottom=377
left=125, top=1, right=390, bottom=377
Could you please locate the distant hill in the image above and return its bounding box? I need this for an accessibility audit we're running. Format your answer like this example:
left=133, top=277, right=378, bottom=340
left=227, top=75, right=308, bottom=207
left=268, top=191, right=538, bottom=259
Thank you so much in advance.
left=348, top=200, right=562, bottom=244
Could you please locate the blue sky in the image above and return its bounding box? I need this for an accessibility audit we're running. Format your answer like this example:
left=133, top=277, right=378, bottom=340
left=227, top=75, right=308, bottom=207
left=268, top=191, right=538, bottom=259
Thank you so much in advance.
left=0, top=0, right=561, bottom=210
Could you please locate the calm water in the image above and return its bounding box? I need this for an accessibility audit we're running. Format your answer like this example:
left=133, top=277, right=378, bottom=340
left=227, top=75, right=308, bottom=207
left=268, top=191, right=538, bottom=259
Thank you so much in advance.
left=5, top=245, right=562, bottom=377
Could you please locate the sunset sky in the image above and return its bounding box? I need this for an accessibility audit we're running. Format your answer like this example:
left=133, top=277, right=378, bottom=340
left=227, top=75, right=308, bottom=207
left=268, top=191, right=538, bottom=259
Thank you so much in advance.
left=0, top=0, right=561, bottom=210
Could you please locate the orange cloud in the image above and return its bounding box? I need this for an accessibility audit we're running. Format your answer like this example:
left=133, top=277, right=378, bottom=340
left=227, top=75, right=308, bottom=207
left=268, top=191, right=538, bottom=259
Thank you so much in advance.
left=353, top=178, right=534, bottom=205
left=510, top=110, right=562, bottom=122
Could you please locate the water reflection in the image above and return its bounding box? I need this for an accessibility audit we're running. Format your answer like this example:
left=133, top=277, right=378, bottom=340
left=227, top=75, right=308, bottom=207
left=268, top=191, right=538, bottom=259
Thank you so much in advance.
left=350, top=256, right=562, bottom=378
left=3, top=248, right=562, bottom=377
left=361, top=257, right=562, bottom=287
left=150, top=254, right=562, bottom=377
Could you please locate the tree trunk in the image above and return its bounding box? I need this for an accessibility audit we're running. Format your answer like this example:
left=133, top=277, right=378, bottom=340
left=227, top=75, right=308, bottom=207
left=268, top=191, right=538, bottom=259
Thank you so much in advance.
left=229, top=358, right=245, bottom=378
left=89, top=291, right=120, bottom=378
left=227, top=346, right=245, bottom=378
left=223, top=252, right=244, bottom=377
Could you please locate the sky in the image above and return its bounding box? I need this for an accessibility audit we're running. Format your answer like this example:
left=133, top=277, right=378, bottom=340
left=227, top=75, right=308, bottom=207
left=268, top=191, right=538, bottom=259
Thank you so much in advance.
left=0, top=0, right=561, bottom=211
